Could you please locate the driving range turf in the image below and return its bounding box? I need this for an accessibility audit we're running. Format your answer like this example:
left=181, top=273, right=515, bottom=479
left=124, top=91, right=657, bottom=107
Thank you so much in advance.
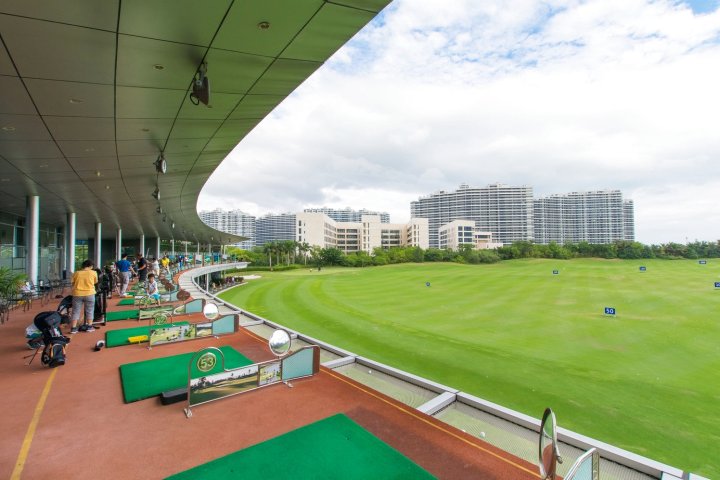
left=219, top=259, right=720, bottom=477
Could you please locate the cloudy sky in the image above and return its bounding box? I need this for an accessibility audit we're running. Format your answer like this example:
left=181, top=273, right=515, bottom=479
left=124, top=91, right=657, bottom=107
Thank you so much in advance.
left=199, top=0, right=720, bottom=245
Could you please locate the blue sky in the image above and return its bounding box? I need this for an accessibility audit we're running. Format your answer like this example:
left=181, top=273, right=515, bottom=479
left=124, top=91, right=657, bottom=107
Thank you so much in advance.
left=200, top=0, right=720, bottom=244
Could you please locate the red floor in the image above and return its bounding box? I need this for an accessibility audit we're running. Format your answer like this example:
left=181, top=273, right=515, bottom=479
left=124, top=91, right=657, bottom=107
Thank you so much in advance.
left=0, top=289, right=541, bottom=479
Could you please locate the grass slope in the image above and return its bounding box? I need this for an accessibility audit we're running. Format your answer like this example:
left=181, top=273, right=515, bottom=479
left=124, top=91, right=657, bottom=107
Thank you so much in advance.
left=219, top=259, right=720, bottom=477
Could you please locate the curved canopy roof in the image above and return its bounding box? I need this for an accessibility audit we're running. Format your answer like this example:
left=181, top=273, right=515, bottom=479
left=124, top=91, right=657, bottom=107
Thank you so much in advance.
left=0, top=0, right=389, bottom=244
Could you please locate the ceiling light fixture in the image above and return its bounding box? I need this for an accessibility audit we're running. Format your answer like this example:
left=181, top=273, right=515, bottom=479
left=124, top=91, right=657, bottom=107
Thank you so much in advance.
left=257, top=21, right=270, bottom=30
left=105, top=185, right=111, bottom=190
left=95, top=170, right=101, bottom=177
left=153, top=64, right=165, bottom=70
left=189, top=62, right=210, bottom=106
left=156, top=206, right=163, bottom=214
left=69, top=98, right=83, bottom=104
left=152, top=186, right=160, bottom=200
left=154, top=152, right=167, bottom=174
left=2, top=125, right=15, bottom=132
left=171, top=222, right=175, bottom=229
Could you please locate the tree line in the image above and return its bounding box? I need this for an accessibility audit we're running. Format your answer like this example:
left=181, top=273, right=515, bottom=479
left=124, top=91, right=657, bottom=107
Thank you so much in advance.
left=226, top=239, right=720, bottom=270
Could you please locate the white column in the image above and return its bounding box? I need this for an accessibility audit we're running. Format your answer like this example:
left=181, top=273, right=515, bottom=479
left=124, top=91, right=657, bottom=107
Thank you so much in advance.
left=154, top=237, right=161, bottom=258
left=171, top=239, right=175, bottom=257
left=94, top=222, right=102, bottom=267
left=139, top=234, right=145, bottom=257
left=66, top=212, right=76, bottom=277
left=26, top=196, right=40, bottom=285
left=116, top=228, right=122, bottom=260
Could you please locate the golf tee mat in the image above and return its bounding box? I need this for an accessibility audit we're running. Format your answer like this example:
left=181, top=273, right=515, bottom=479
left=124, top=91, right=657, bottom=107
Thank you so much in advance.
left=105, top=322, right=190, bottom=347
left=165, top=413, right=436, bottom=480
left=119, top=346, right=253, bottom=403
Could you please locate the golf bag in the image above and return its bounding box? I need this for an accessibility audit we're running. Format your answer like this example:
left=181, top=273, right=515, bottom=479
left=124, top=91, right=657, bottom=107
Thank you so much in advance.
left=33, top=311, right=70, bottom=368
left=56, top=295, right=73, bottom=324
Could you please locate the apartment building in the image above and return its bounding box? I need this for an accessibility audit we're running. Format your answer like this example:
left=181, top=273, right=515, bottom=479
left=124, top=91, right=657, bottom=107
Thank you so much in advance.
left=411, top=183, right=535, bottom=248
left=303, top=207, right=390, bottom=223
left=533, top=190, right=635, bottom=244
left=255, top=213, right=297, bottom=247
left=296, top=212, right=428, bottom=254
left=199, top=208, right=255, bottom=249
left=438, top=220, right=503, bottom=250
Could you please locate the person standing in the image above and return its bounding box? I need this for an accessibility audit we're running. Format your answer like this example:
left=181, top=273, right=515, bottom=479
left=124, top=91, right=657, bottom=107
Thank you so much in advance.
left=137, top=252, right=148, bottom=283
left=116, top=253, right=134, bottom=296
left=70, top=259, right=98, bottom=334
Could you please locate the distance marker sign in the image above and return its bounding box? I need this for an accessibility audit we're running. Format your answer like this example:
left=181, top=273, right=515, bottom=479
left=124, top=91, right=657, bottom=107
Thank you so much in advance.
left=639, top=266, right=646, bottom=271
left=552, top=270, right=559, bottom=275
left=715, top=282, right=720, bottom=289
left=604, top=307, right=616, bottom=316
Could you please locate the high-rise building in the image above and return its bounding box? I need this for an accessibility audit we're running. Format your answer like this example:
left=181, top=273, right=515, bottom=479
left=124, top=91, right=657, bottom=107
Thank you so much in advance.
left=199, top=209, right=256, bottom=249
left=303, top=207, right=390, bottom=223
left=296, top=212, right=428, bottom=254
left=411, top=184, right=535, bottom=248
left=255, top=213, right=297, bottom=246
left=533, top=190, right=635, bottom=244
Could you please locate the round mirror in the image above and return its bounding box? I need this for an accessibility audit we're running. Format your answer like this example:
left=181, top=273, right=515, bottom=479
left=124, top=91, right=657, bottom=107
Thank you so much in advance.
left=177, top=289, right=191, bottom=301
left=539, top=407, right=562, bottom=479
left=268, top=329, right=291, bottom=357
left=203, top=303, right=219, bottom=320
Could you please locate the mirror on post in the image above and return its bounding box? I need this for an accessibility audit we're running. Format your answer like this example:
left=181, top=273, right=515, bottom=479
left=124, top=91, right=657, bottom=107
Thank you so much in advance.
left=268, top=329, right=291, bottom=357
left=564, top=448, right=600, bottom=480
left=203, top=303, right=219, bottom=320
left=539, top=407, right=562, bottom=479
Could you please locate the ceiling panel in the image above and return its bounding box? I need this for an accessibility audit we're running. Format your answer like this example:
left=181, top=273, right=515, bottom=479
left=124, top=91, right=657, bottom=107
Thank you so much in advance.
left=214, top=1, right=324, bottom=57
left=228, top=94, right=286, bottom=119
left=0, top=16, right=116, bottom=84
left=214, top=119, right=260, bottom=138
left=0, top=140, right=62, bottom=160
left=0, top=0, right=390, bottom=242
left=43, top=116, right=115, bottom=141
left=116, top=86, right=186, bottom=119
left=284, top=4, right=376, bottom=62
left=0, top=1, right=120, bottom=31
left=119, top=0, right=231, bottom=46
left=0, top=43, right=16, bottom=76
left=25, top=79, right=114, bottom=117
left=250, top=58, right=322, bottom=95
left=176, top=91, right=242, bottom=120
left=116, top=118, right=174, bottom=141
left=203, top=49, right=274, bottom=94
left=0, top=114, right=51, bottom=141
left=116, top=35, right=206, bottom=90
left=116, top=139, right=162, bottom=157
left=57, top=140, right=117, bottom=158
left=67, top=156, right=119, bottom=171
left=0, top=76, right=38, bottom=114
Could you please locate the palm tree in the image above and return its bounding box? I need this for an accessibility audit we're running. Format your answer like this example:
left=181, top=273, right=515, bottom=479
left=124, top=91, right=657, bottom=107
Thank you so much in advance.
left=297, top=242, right=310, bottom=265
left=262, top=242, right=277, bottom=271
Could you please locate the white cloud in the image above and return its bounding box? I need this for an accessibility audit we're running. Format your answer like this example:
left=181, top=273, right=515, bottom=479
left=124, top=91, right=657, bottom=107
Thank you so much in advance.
left=199, top=0, right=720, bottom=244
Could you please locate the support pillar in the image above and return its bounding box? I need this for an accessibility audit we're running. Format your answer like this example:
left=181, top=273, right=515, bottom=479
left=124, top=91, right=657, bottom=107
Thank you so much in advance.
left=116, top=228, right=122, bottom=260
left=139, top=234, right=145, bottom=257
left=155, top=237, right=161, bottom=258
left=94, top=222, right=102, bottom=267
left=26, top=196, right=40, bottom=285
left=66, top=213, right=76, bottom=278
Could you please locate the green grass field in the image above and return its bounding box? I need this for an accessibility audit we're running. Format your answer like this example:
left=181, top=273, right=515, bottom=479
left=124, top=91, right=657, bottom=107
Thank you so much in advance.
left=219, top=259, right=720, bottom=477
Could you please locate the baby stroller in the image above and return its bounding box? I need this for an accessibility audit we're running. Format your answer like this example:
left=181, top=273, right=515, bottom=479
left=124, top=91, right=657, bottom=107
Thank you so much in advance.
left=25, top=311, right=71, bottom=367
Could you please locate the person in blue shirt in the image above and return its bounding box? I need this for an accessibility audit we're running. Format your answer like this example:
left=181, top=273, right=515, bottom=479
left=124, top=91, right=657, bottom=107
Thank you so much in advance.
left=115, top=253, right=135, bottom=297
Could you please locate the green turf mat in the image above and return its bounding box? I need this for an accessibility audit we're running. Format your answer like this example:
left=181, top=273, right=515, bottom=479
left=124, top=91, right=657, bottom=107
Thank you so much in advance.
left=165, top=413, right=436, bottom=480
left=117, top=298, right=135, bottom=306
left=119, top=346, right=252, bottom=403
left=105, top=322, right=190, bottom=347
left=106, top=309, right=139, bottom=321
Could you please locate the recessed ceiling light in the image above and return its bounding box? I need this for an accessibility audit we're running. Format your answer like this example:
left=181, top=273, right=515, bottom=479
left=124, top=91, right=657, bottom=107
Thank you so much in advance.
left=95, top=170, right=101, bottom=177
left=39, top=164, right=48, bottom=168
left=2, top=125, right=15, bottom=131
left=153, top=64, right=165, bottom=70
left=105, top=185, right=111, bottom=190
left=257, top=21, right=270, bottom=30
left=69, top=98, right=83, bottom=104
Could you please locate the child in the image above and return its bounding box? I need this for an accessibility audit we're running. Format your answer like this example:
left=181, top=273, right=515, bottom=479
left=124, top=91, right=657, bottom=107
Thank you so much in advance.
left=146, top=273, right=161, bottom=305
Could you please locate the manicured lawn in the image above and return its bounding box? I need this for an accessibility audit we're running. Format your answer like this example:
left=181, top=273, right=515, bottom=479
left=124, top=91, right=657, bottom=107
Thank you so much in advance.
left=219, top=259, right=720, bottom=477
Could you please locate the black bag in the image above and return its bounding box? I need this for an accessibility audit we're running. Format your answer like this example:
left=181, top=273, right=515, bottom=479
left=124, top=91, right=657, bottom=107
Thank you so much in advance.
left=41, top=341, right=66, bottom=368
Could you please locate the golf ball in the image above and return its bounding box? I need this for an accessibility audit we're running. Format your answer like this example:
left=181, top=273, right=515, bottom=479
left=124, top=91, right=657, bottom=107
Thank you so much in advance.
left=480, top=432, right=486, bottom=438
